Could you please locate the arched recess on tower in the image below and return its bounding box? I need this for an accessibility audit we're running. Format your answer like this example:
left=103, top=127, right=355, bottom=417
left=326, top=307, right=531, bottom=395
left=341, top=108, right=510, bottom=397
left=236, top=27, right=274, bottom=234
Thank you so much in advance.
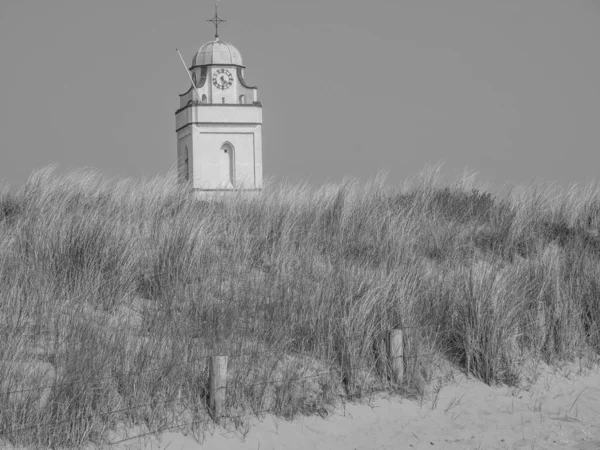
left=179, top=145, right=189, bottom=181
left=220, top=142, right=235, bottom=188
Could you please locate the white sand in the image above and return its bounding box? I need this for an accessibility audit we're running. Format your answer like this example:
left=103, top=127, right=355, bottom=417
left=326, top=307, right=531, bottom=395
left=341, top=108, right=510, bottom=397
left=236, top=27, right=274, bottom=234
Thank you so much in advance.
left=107, top=359, right=600, bottom=450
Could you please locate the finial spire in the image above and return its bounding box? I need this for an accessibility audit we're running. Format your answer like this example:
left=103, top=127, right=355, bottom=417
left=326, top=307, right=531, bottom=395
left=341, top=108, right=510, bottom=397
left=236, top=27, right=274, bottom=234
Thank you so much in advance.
left=207, top=4, right=226, bottom=39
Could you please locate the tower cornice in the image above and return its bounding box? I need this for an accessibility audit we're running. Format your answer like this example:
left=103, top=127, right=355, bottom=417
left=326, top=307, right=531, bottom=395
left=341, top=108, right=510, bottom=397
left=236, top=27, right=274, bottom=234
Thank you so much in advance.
left=175, top=122, right=262, bottom=133
left=175, top=102, right=262, bottom=115
left=189, top=63, right=246, bottom=71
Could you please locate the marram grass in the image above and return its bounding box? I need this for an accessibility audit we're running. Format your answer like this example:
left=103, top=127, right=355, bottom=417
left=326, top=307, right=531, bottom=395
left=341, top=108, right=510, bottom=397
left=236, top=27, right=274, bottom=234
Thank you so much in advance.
left=0, top=165, right=599, bottom=447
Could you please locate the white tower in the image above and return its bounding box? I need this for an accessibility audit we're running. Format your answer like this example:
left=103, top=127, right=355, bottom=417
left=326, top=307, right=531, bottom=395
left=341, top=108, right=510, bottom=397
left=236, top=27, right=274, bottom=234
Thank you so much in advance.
left=175, top=8, right=262, bottom=193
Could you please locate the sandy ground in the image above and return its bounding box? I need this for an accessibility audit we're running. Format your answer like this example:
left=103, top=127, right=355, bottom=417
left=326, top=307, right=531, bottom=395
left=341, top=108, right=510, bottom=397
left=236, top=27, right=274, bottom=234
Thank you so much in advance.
left=104, top=359, right=600, bottom=450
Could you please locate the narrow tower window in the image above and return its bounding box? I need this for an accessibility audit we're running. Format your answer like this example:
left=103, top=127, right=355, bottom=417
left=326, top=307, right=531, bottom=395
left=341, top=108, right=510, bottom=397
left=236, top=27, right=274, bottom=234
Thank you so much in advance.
left=201, top=94, right=207, bottom=103
left=220, top=143, right=235, bottom=188
left=179, top=145, right=189, bottom=181
left=239, top=94, right=246, bottom=104
left=184, top=147, right=189, bottom=180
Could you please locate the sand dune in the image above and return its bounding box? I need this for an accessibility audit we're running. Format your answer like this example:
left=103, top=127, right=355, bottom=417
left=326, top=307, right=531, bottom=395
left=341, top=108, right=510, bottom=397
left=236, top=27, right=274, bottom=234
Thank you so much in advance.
left=106, top=360, right=600, bottom=450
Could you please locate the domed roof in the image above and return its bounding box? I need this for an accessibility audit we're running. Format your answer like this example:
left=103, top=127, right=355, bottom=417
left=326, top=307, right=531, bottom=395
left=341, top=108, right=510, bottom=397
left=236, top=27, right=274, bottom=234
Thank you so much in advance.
left=191, top=39, right=243, bottom=67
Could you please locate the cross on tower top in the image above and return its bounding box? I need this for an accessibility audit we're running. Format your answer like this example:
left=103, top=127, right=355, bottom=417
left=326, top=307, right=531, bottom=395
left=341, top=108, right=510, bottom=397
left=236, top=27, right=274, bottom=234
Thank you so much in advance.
left=207, top=4, right=226, bottom=39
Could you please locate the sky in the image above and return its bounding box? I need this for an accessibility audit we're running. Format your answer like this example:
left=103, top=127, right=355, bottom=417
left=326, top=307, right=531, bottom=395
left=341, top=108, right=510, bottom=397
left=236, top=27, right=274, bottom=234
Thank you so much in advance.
left=0, top=0, right=599, bottom=193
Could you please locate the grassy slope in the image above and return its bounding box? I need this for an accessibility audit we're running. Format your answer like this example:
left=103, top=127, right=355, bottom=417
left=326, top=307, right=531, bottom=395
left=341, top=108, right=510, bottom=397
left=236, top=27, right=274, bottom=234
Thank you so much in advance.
left=0, top=165, right=599, bottom=447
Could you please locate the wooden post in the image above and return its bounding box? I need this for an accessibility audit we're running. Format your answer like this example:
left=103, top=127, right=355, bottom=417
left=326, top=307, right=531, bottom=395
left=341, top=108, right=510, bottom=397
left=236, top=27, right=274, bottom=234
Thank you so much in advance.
left=209, top=355, right=228, bottom=425
left=536, top=301, right=546, bottom=348
left=178, top=341, right=190, bottom=402
left=388, top=329, right=404, bottom=384
left=536, top=301, right=546, bottom=331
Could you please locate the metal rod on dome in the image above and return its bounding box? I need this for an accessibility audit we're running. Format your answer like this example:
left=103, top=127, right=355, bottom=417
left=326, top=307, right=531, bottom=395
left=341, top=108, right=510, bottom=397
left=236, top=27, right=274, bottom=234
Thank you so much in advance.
left=207, top=3, right=226, bottom=39
left=176, top=49, right=202, bottom=102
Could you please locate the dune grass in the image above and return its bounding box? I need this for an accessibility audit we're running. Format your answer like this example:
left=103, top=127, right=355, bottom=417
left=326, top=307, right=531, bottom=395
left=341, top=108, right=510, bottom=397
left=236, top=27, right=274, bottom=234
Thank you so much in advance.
left=0, top=164, right=599, bottom=447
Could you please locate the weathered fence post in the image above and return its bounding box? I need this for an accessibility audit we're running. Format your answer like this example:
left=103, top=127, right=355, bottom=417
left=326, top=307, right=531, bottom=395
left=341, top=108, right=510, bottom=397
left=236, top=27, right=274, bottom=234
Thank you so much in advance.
left=388, top=329, right=404, bottom=384
left=536, top=301, right=547, bottom=350
left=536, top=301, right=546, bottom=331
left=178, top=342, right=190, bottom=402
left=209, top=355, right=228, bottom=425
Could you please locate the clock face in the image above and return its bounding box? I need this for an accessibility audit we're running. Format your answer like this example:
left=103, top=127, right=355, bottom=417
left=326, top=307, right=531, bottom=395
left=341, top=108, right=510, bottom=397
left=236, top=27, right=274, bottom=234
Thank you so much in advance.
left=212, top=68, right=233, bottom=90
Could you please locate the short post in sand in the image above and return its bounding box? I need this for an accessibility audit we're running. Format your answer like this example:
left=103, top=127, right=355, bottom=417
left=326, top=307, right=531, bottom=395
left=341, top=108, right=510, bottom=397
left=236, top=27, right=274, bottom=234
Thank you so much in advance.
left=388, top=329, right=404, bottom=384
left=209, top=355, right=228, bottom=425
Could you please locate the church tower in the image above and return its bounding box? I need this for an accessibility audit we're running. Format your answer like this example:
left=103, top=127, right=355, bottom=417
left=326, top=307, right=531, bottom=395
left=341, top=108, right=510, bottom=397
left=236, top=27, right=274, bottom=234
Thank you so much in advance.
left=175, top=7, right=262, bottom=192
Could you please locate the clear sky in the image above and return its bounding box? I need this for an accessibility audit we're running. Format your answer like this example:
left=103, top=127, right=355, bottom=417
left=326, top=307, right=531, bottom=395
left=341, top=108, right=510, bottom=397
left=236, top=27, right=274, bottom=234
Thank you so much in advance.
left=0, top=0, right=599, bottom=192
